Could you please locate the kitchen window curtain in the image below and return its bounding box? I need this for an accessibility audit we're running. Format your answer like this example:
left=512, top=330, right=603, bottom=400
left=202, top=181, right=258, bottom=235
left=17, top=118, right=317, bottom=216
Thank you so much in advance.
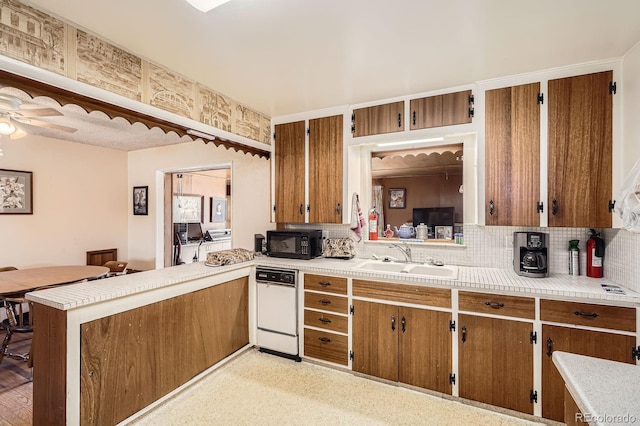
left=372, top=185, right=384, bottom=237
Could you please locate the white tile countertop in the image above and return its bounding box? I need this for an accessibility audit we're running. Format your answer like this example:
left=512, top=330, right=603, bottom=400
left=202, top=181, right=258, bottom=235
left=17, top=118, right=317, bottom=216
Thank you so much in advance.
left=552, top=352, right=640, bottom=426
left=26, top=255, right=640, bottom=311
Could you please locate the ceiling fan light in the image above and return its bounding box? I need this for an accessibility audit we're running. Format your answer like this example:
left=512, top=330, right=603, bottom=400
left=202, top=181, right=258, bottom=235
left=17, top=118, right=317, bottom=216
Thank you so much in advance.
left=184, top=0, right=231, bottom=12
left=10, top=127, right=27, bottom=139
left=0, top=118, right=16, bottom=135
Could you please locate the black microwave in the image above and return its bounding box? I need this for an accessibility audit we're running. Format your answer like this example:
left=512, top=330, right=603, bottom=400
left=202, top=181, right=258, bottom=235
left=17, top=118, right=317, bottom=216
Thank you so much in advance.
left=266, top=230, right=323, bottom=260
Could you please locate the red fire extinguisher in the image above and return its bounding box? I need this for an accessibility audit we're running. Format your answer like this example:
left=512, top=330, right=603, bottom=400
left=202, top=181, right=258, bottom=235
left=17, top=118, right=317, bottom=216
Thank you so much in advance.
left=586, top=229, right=604, bottom=278
left=369, top=208, right=378, bottom=241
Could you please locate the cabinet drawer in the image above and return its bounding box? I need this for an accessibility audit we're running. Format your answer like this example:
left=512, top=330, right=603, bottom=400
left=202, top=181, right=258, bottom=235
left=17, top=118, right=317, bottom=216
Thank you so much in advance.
left=352, top=279, right=450, bottom=308
left=304, top=310, right=348, bottom=334
left=540, top=299, right=636, bottom=332
left=304, top=292, right=348, bottom=314
left=304, top=274, right=347, bottom=295
left=304, top=328, right=348, bottom=365
left=459, top=291, right=535, bottom=319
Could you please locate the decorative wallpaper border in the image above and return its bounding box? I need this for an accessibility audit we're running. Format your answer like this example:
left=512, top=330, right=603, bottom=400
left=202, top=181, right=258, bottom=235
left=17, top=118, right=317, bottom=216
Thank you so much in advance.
left=0, top=0, right=271, bottom=145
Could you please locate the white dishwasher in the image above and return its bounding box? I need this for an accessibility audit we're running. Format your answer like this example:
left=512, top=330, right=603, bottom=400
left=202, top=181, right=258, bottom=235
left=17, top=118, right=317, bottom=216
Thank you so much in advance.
left=255, top=267, right=301, bottom=361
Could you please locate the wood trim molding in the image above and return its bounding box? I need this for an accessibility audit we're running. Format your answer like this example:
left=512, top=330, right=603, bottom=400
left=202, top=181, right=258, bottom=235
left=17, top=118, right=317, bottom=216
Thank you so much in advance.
left=0, top=69, right=270, bottom=159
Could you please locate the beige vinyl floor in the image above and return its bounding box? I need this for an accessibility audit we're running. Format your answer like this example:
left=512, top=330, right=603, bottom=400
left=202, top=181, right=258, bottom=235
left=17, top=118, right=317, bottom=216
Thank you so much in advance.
left=130, top=349, right=545, bottom=426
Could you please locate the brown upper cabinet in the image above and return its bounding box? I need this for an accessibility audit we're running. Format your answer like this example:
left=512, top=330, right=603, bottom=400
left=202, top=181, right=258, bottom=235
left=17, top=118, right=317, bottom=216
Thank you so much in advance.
left=274, top=120, right=306, bottom=223
left=273, top=115, right=343, bottom=224
left=485, top=83, right=541, bottom=226
left=352, top=101, right=404, bottom=137
left=308, top=115, right=343, bottom=223
left=548, top=70, right=613, bottom=227
left=410, top=90, right=473, bottom=130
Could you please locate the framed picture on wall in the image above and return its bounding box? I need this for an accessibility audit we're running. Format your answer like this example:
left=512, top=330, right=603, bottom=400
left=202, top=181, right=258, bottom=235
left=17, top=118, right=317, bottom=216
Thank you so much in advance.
left=173, top=194, right=203, bottom=223
left=133, top=186, right=148, bottom=215
left=211, top=197, right=227, bottom=223
left=0, top=169, right=33, bottom=214
left=388, top=188, right=406, bottom=209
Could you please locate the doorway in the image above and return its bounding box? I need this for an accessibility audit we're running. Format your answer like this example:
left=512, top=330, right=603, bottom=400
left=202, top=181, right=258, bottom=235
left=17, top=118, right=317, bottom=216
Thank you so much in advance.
left=163, top=167, right=231, bottom=267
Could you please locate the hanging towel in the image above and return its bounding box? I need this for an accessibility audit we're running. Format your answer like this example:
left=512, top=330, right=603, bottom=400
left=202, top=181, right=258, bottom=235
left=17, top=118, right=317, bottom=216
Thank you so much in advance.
left=350, top=193, right=366, bottom=242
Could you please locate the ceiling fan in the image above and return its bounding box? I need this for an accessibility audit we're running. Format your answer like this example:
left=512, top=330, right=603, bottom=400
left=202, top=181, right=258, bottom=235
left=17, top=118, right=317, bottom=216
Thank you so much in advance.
left=0, top=93, right=77, bottom=139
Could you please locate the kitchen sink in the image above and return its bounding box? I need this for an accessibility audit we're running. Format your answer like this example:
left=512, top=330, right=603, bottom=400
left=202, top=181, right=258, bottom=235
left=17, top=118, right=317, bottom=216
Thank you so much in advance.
left=353, top=260, right=458, bottom=280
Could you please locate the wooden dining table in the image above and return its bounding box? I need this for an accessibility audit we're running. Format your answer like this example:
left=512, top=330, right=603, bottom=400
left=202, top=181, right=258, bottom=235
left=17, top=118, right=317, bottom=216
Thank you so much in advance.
left=0, top=265, right=110, bottom=296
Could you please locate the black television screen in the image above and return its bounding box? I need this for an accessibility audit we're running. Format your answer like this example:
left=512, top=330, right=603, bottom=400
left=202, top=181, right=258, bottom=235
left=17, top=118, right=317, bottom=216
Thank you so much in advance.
left=412, top=207, right=455, bottom=228
left=186, top=222, right=203, bottom=242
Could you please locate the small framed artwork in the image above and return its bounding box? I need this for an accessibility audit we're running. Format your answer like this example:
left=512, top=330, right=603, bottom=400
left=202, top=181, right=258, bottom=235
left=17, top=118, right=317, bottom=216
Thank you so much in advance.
left=435, top=225, right=453, bottom=240
left=388, top=188, right=406, bottom=209
left=211, top=197, right=227, bottom=223
left=133, top=186, right=148, bottom=215
left=0, top=169, right=33, bottom=214
left=173, top=194, right=203, bottom=223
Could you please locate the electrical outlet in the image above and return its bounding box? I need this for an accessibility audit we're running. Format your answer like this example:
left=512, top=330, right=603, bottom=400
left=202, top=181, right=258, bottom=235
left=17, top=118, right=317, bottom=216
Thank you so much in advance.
left=505, top=236, right=513, bottom=250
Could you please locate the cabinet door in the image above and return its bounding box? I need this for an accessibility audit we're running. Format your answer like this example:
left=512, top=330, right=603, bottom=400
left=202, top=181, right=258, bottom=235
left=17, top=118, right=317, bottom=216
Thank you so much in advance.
left=410, top=95, right=442, bottom=129
left=442, top=90, right=473, bottom=126
left=459, top=315, right=534, bottom=414
left=351, top=300, right=398, bottom=381
left=399, top=307, right=452, bottom=394
left=548, top=70, right=613, bottom=227
left=274, top=121, right=306, bottom=223
left=485, top=83, right=540, bottom=226
left=410, top=90, right=471, bottom=130
left=541, top=325, right=636, bottom=421
left=352, top=101, right=404, bottom=137
left=308, top=115, right=343, bottom=223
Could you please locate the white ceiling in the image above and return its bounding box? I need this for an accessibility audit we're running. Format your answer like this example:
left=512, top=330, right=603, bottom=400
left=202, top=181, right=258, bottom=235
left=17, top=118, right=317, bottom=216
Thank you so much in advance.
left=11, top=0, right=640, bottom=149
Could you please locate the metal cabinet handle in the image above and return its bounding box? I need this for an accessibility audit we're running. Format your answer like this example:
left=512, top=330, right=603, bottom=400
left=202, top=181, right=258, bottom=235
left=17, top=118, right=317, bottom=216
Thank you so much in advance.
left=461, top=325, right=467, bottom=342
left=391, top=315, right=396, bottom=331
left=398, top=113, right=402, bottom=127
left=546, top=337, right=553, bottom=357
left=574, top=311, right=599, bottom=318
left=318, top=281, right=331, bottom=287
left=552, top=198, right=558, bottom=216
left=336, top=203, right=341, bottom=215
left=318, top=317, right=332, bottom=324
left=319, top=299, right=331, bottom=306
left=401, top=316, right=406, bottom=333
left=299, top=204, right=304, bottom=215
left=484, top=301, right=505, bottom=309
left=412, top=111, right=416, bottom=126
left=489, top=200, right=495, bottom=216
left=318, top=337, right=331, bottom=344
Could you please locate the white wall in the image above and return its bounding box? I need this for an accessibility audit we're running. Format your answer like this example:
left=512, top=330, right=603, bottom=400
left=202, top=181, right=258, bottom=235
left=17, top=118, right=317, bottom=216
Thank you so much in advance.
left=623, top=39, right=640, bottom=176
left=127, top=141, right=272, bottom=270
left=0, top=135, right=128, bottom=268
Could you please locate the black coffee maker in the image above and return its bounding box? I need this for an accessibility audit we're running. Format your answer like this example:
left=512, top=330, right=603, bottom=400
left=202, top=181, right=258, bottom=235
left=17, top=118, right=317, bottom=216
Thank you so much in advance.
left=513, top=232, right=548, bottom=278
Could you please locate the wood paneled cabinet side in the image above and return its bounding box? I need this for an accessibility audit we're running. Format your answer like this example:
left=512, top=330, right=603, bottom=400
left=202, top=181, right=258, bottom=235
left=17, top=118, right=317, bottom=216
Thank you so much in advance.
left=547, top=70, right=613, bottom=227
left=274, top=121, right=306, bottom=223
left=541, top=325, right=636, bottom=422
left=308, top=115, right=343, bottom=223
left=352, top=101, right=404, bottom=137
left=351, top=300, right=452, bottom=393
left=410, top=90, right=472, bottom=130
left=458, top=314, right=534, bottom=414
left=485, top=83, right=541, bottom=226
left=79, top=278, right=249, bottom=426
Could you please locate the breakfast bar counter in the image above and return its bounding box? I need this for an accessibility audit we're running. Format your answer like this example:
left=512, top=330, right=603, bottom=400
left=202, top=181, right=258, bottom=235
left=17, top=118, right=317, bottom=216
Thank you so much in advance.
left=553, top=351, right=640, bottom=425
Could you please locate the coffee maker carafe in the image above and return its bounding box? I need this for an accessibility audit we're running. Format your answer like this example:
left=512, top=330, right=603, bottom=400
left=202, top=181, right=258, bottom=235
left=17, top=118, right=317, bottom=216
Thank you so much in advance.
left=513, top=232, right=548, bottom=278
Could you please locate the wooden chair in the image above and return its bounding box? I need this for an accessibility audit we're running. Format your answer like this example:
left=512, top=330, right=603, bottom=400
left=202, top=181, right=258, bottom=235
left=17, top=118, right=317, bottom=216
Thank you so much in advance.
left=103, top=260, right=128, bottom=277
left=0, top=296, right=32, bottom=364
left=0, top=266, right=32, bottom=365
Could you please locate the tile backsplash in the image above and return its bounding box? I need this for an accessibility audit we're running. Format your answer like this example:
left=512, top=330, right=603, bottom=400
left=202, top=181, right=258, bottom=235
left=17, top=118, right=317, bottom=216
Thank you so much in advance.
left=285, top=223, right=640, bottom=293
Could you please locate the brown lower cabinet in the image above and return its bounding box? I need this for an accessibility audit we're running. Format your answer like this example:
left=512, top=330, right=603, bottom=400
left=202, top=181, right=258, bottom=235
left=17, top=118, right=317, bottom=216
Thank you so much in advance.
left=78, top=278, right=249, bottom=426
left=542, top=325, right=636, bottom=421
left=458, top=315, right=534, bottom=414
left=352, top=300, right=452, bottom=394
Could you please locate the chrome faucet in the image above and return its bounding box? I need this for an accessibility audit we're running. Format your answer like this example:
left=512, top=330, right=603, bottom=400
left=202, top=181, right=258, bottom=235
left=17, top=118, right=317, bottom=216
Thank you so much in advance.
left=388, top=242, right=412, bottom=263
